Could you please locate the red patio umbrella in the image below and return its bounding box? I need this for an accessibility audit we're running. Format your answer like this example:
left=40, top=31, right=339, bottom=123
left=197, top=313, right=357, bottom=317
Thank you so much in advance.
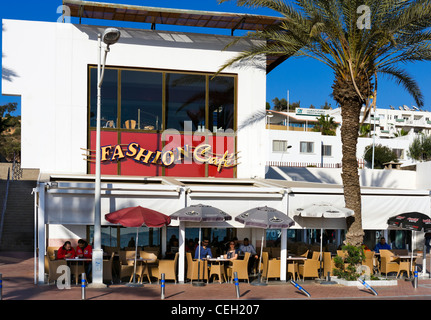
left=105, top=206, right=171, bottom=286
left=105, top=206, right=171, bottom=228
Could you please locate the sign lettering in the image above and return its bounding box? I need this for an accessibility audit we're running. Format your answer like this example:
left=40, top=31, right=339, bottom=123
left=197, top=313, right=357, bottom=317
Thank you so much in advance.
left=99, top=143, right=238, bottom=172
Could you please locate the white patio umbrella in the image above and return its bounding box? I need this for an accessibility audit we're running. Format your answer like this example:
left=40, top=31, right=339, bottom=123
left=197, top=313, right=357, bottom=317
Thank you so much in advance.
left=295, top=202, right=354, bottom=278
left=236, top=206, right=295, bottom=285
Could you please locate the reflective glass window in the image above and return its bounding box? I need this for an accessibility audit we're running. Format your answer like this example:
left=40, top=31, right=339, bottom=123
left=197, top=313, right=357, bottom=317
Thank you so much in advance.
left=209, top=76, right=235, bottom=132
left=165, top=73, right=206, bottom=132
left=90, top=68, right=118, bottom=128
left=121, top=70, right=163, bottom=131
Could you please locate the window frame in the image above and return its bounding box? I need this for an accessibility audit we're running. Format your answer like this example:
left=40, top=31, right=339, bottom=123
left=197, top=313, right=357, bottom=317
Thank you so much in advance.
left=300, top=141, right=314, bottom=154
left=87, top=65, right=238, bottom=177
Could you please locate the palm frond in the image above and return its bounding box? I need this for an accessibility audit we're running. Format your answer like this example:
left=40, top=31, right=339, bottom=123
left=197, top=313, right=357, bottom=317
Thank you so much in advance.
left=378, top=65, right=424, bottom=107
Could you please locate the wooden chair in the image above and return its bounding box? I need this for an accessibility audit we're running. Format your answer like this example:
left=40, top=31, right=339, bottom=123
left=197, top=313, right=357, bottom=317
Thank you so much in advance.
left=265, top=258, right=281, bottom=283
left=311, top=251, right=320, bottom=261
left=103, top=252, right=115, bottom=284
left=336, top=250, right=348, bottom=260
left=144, top=246, right=161, bottom=258
left=137, top=251, right=158, bottom=284
left=153, top=252, right=179, bottom=284
left=323, top=252, right=336, bottom=277
left=209, top=260, right=227, bottom=284
left=186, top=252, right=208, bottom=283
left=362, top=250, right=375, bottom=275
left=70, top=262, right=86, bottom=285
left=298, top=259, right=319, bottom=281
left=287, top=261, right=299, bottom=281
left=45, top=250, right=67, bottom=284
left=379, top=249, right=399, bottom=278
left=300, top=250, right=309, bottom=259
left=118, top=250, right=135, bottom=282
left=270, top=247, right=281, bottom=259
left=125, top=119, right=136, bottom=129
left=261, top=251, right=269, bottom=279
left=227, top=252, right=250, bottom=283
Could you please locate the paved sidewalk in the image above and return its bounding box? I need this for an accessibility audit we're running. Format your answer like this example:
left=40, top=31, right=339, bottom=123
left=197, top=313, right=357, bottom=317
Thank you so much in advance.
left=2, top=251, right=431, bottom=302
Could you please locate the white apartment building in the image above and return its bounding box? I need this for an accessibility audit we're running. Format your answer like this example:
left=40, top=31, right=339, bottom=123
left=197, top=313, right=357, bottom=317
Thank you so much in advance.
left=266, top=106, right=431, bottom=169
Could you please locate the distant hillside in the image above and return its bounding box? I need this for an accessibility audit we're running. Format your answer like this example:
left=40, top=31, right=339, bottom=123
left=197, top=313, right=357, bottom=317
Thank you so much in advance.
left=0, top=103, right=21, bottom=162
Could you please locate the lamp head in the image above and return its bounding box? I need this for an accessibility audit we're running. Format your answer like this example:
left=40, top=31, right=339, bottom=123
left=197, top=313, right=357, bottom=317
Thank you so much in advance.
left=102, top=28, right=121, bottom=45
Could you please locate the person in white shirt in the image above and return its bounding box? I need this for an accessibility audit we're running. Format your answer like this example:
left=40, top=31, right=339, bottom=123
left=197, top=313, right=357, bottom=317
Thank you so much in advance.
left=239, top=238, right=259, bottom=274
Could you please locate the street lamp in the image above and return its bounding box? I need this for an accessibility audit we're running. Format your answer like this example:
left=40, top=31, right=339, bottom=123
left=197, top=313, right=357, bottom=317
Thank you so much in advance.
left=91, top=27, right=121, bottom=288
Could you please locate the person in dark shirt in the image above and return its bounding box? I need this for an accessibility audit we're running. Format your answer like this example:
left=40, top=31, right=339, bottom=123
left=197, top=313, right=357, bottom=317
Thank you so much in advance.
left=194, top=238, right=212, bottom=260
left=373, top=237, right=391, bottom=253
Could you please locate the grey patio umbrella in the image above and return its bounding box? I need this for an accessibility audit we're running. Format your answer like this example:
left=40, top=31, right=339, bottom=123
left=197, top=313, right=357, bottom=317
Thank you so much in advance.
left=295, top=202, right=354, bottom=279
left=171, top=204, right=231, bottom=286
left=235, top=206, right=295, bottom=285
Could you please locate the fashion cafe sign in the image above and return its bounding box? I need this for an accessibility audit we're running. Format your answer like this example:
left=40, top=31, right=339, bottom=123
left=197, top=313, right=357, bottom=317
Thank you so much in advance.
left=99, top=142, right=238, bottom=172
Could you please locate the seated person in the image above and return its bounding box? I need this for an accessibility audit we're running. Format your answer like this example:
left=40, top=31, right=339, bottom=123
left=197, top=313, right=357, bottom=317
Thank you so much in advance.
left=373, top=237, right=391, bottom=253
left=57, top=241, right=76, bottom=259
left=239, top=238, right=258, bottom=274
left=165, top=239, right=179, bottom=259
left=76, top=239, right=93, bottom=280
left=76, top=239, right=92, bottom=258
left=194, top=238, right=212, bottom=260
left=224, top=241, right=238, bottom=261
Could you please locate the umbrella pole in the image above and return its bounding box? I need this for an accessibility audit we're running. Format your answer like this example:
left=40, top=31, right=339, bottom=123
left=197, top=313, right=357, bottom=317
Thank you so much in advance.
left=411, top=232, right=414, bottom=278
left=251, top=231, right=267, bottom=286
left=134, top=227, right=138, bottom=283
left=126, top=227, right=143, bottom=287
left=193, top=227, right=205, bottom=287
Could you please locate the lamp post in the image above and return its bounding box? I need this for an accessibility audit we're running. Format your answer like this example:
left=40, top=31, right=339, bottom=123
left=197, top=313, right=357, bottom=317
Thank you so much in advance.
left=371, top=110, right=376, bottom=170
left=90, top=28, right=121, bottom=288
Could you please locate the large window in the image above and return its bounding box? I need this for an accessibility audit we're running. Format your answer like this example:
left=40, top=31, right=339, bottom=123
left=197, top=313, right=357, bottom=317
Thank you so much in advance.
left=88, top=66, right=237, bottom=178
left=89, top=66, right=236, bottom=133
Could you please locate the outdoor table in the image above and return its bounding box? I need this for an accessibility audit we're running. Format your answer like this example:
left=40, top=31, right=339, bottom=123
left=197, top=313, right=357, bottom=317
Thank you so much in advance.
left=65, top=258, right=91, bottom=285
left=394, top=255, right=417, bottom=278
left=286, top=256, right=306, bottom=281
left=207, top=258, right=229, bottom=283
left=127, top=258, right=154, bottom=283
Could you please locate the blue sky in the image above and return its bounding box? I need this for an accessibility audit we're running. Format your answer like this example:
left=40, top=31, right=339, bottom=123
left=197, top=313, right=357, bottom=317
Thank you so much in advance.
left=1, top=0, right=431, bottom=116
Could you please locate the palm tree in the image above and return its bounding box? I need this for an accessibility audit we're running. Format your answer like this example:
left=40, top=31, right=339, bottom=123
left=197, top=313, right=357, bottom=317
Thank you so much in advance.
left=312, top=114, right=339, bottom=135
left=216, top=0, right=431, bottom=246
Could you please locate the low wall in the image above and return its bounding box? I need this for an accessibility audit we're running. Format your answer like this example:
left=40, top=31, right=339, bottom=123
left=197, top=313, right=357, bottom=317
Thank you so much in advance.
left=0, top=163, right=39, bottom=180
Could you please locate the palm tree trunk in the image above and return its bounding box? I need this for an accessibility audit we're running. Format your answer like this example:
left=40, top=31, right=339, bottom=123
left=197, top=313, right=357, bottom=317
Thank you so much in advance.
left=333, top=76, right=368, bottom=247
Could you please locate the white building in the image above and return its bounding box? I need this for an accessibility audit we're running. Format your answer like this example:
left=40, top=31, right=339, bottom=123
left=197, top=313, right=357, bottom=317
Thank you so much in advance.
left=2, top=1, right=430, bottom=284
left=266, top=106, right=429, bottom=168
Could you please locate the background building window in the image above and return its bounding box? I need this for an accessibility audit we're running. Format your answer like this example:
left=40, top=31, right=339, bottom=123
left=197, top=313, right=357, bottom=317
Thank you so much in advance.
left=322, top=145, right=332, bottom=156
left=273, top=140, right=288, bottom=152
left=300, top=141, right=314, bottom=153
left=392, top=148, right=404, bottom=159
